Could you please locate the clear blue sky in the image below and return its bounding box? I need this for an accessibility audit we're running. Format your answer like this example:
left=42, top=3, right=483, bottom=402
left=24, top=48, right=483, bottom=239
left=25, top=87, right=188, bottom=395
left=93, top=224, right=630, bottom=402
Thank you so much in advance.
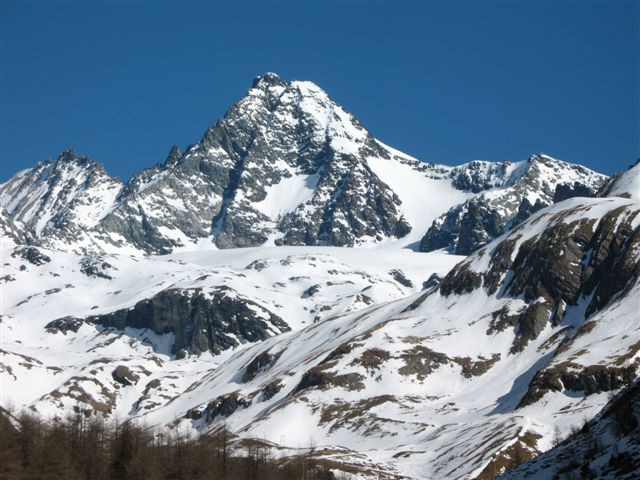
left=1, top=1, right=638, bottom=181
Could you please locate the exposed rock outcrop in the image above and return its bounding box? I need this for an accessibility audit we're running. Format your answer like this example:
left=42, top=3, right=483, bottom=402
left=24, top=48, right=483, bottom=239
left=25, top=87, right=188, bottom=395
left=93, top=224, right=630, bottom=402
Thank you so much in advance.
left=87, top=287, right=289, bottom=356
left=11, top=246, right=50, bottom=265
left=45, top=317, right=83, bottom=334
left=111, top=365, right=140, bottom=387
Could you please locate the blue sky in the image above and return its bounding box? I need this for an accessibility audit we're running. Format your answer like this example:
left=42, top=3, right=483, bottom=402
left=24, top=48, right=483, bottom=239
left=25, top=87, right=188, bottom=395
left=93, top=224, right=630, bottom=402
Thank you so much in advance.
left=1, top=1, right=638, bottom=181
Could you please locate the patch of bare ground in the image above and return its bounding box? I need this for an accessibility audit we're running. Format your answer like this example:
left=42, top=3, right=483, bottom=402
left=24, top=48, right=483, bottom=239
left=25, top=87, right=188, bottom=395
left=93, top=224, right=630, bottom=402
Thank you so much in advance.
left=518, top=361, right=638, bottom=407
left=454, top=353, right=501, bottom=378
left=49, top=376, right=116, bottom=413
left=321, top=341, right=362, bottom=365
left=132, top=378, right=161, bottom=412
left=398, top=346, right=450, bottom=381
left=398, top=346, right=500, bottom=381
left=293, top=365, right=366, bottom=394
left=349, top=348, right=391, bottom=374
left=486, top=306, right=523, bottom=335
left=537, top=326, right=572, bottom=352
left=0, top=348, right=43, bottom=366
left=474, top=431, right=542, bottom=480
left=614, top=340, right=640, bottom=366
left=318, top=395, right=397, bottom=432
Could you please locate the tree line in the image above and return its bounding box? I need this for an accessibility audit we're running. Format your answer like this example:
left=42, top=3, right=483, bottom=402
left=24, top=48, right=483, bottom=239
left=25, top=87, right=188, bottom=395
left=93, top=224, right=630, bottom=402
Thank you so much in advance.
left=0, top=409, right=343, bottom=480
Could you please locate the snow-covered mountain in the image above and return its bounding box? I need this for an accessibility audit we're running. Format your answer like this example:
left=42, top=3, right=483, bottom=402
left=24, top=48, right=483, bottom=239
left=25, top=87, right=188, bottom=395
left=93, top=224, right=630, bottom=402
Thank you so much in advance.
left=419, top=154, right=606, bottom=254
left=0, top=74, right=636, bottom=479
left=0, top=73, right=605, bottom=255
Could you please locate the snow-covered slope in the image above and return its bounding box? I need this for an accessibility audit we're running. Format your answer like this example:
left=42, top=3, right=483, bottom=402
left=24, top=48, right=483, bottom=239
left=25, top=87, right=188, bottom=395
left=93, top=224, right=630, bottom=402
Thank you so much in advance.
left=365, top=147, right=474, bottom=248
left=2, top=164, right=635, bottom=479
left=0, top=237, right=460, bottom=422
left=599, top=159, right=640, bottom=201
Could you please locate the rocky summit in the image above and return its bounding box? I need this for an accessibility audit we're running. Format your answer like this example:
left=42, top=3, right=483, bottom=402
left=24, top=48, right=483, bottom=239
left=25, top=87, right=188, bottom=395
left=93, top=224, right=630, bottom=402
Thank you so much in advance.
left=0, top=74, right=638, bottom=480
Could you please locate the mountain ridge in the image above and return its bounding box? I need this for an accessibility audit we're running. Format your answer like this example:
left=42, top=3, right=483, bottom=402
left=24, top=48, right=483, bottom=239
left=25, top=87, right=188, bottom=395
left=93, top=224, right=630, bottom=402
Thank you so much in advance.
left=0, top=73, right=606, bottom=256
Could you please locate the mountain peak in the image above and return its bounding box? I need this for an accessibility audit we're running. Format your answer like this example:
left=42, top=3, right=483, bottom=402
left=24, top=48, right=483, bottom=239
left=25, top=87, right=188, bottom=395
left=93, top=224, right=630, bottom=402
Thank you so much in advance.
left=56, top=148, right=79, bottom=163
left=50, top=149, right=109, bottom=177
left=0, top=75, right=611, bottom=258
left=527, top=152, right=555, bottom=164
left=251, top=72, right=286, bottom=89
left=602, top=160, right=640, bottom=200
left=54, top=149, right=98, bottom=166
left=164, top=145, right=182, bottom=167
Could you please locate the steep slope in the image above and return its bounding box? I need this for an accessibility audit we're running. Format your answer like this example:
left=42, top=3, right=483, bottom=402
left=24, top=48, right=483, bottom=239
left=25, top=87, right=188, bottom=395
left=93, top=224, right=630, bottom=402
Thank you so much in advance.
left=419, top=154, right=606, bottom=254
left=94, top=143, right=233, bottom=254
left=599, top=159, right=640, bottom=201
left=97, top=73, right=451, bottom=252
left=500, top=381, right=640, bottom=480
left=0, top=72, right=630, bottom=480
left=0, top=164, right=636, bottom=478
left=110, top=164, right=637, bottom=479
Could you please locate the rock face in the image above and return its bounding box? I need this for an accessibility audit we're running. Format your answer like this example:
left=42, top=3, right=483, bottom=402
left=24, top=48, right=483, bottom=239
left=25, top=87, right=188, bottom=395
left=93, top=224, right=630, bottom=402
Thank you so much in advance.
left=87, top=287, right=289, bottom=356
left=241, top=350, right=283, bottom=383
left=0, top=161, right=636, bottom=480
left=518, top=364, right=635, bottom=408
left=0, top=73, right=635, bottom=480
left=420, top=154, right=606, bottom=255
left=97, top=143, right=229, bottom=254
left=131, top=169, right=635, bottom=478
left=44, top=317, right=83, bottom=334
left=111, top=365, right=139, bottom=386
left=80, top=256, right=116, bottom=279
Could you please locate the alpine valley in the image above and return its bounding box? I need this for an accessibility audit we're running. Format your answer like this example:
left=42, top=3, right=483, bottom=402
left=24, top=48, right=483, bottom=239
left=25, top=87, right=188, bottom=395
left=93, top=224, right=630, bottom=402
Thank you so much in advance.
left=1, top=73, right=638, bottom=479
